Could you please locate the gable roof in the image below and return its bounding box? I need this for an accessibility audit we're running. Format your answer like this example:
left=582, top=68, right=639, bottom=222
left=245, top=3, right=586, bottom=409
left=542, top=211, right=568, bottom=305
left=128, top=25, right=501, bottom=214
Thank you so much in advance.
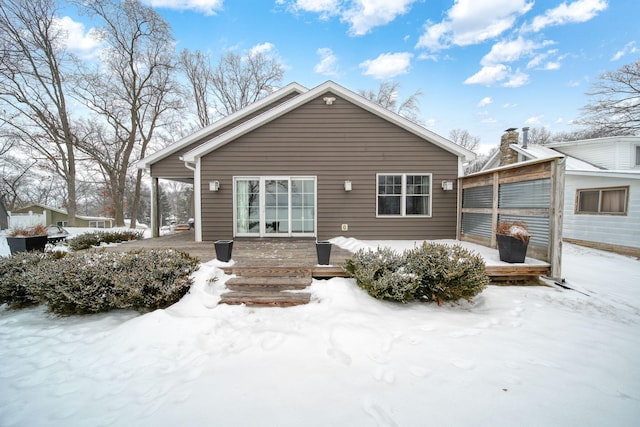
left=138, top=82, right=308, bottom=170
left=181, top=80, right=476, bottom=163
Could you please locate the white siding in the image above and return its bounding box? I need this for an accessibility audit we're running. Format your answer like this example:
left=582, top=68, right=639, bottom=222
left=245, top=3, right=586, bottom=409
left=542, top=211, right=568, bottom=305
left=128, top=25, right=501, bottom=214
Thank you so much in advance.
left=553, top=139, right=639, bottom=170
left=563, top=174, right=640, bottom=249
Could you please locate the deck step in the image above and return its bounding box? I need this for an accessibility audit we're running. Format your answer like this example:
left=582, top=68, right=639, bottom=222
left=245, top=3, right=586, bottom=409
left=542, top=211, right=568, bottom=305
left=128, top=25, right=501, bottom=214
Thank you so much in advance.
left=226, top=276, right=311, bottom=291
left=223, top=266, right=312, bottom=278
left=220, top=291, right=311, bottom=307
left=220, top=266, right=313, bottom=307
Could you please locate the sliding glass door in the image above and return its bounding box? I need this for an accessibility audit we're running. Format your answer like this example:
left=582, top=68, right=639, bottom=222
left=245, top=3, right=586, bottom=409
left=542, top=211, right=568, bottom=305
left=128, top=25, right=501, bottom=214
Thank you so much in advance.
left=235, top=176, right=316, bottom=237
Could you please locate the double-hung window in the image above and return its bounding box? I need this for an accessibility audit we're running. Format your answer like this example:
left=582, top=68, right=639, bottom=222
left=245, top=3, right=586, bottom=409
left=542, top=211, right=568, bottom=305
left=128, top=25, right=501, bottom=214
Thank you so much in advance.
left=635, top=145, right=640, bottom=167
left=377, top=174, right=431, bottom=217
left=576, top=186, right=628, bottom=215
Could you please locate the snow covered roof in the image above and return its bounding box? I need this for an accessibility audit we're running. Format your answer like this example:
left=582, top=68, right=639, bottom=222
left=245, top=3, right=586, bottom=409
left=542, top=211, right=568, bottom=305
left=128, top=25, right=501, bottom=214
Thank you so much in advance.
left=509, top=144, right=602, bottom=172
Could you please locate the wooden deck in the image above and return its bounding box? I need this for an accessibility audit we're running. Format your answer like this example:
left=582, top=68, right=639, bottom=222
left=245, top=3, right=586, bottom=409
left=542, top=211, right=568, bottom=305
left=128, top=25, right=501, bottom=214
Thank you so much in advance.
left=108, top=232, right=551, bottom=306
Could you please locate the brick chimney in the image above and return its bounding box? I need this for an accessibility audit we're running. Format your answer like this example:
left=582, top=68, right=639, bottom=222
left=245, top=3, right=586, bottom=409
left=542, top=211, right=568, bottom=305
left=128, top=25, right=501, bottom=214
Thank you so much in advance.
left=499, top=128, right=519, bottom=166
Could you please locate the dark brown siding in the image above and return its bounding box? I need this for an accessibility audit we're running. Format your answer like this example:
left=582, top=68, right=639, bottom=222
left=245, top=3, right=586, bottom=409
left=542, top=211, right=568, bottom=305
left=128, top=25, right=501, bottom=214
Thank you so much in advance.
left=200, top=92, right=459, bottom=241
left=150, top=92, right=301, bottom=178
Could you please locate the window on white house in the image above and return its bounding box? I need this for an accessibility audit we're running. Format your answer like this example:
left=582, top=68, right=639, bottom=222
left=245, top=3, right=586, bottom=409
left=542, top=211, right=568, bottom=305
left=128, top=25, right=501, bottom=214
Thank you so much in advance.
left=377, top=174, right=431, bottom=217
left=576, top=187, right=628, bottom=215
left=635, top=145, right=640, bottom=166
left=89, top=220, right=106, bottom=228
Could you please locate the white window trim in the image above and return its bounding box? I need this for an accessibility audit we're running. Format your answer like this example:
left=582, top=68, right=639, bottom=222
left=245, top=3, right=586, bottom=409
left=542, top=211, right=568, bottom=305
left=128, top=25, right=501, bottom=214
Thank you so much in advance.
left=376, top=173, right=432, bottom=218
left=634, top=145, right=640, bottom=167
left=233, top=176, right=317, bottom=237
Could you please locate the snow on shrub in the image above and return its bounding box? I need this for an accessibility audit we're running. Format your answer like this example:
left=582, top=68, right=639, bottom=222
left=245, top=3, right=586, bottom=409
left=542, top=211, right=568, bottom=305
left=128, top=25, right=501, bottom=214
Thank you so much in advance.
left=344, top=247, right=419, bottom=302
left=0, top=252, right=65, bottom=309
left=405, top=242, right=489, bottom=305
left=0, top=249, right=199, bottom=315
left=345, top=242, right=488, bottom=304
left=67, top=230, right=144, bottom=251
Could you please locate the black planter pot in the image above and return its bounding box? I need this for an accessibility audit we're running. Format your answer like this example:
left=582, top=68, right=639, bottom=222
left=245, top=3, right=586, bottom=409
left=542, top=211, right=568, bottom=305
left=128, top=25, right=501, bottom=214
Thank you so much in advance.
left=7, top=235, right=48, bottom=255
left=496, top=234, right=529, bottom=263
left=214, top=240, right=233, bottom=262
left=316, top=241, right=332, bottom=265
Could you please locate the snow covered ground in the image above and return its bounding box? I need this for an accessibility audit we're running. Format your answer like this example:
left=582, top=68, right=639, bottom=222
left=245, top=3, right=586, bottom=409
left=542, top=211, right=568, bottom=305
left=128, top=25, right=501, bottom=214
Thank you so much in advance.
left=1, top=235, right=639, bottom=426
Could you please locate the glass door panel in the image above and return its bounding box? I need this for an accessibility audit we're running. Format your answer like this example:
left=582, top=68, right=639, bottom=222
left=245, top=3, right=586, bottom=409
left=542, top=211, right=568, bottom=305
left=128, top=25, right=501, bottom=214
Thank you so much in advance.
left=235, top=179, right=260, bottom=235
left=291, top=178, right=315, bottom=234
left=264, top=179, right=289, bottom=235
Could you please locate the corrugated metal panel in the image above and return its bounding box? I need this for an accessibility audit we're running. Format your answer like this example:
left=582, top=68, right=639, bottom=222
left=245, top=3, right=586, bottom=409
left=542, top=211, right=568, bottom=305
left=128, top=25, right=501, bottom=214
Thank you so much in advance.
left=462, top=185, right=493, bottom=208
left=499, top=179, right=550, bottom=208
left=461, top=212, right=493, bottom=238
left=498, top=214, right=549, bottom=247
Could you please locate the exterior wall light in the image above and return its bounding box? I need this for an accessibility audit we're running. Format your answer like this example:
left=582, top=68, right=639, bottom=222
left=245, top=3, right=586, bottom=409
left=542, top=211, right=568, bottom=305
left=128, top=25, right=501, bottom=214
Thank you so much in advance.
left=441, top=180, right=454, bottom=191
left=344, top=180, right=352, bottom=192
left=209, top=180, right=220, bottom=192
left=323, top=96, right=336, bottom=105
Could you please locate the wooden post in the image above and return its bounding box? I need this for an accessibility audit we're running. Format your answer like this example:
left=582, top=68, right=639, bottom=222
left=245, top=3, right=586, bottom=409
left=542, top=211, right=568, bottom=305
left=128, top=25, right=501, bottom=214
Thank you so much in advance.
left=151, top=177, right=159, bottom=238
left=548, top=157, right=566, bottom=281
left=490, top=171, right=499, bottom=248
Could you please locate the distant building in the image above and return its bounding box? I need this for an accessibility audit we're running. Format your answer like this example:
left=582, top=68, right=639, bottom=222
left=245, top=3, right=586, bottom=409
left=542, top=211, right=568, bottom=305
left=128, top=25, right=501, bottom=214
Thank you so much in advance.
left=9, top=203, right=115, bottom=229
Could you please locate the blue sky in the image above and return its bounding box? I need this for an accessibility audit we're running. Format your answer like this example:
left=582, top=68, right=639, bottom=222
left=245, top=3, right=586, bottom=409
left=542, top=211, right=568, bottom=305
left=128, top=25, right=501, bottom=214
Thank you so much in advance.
left=62, top=0, right=639, bottom=153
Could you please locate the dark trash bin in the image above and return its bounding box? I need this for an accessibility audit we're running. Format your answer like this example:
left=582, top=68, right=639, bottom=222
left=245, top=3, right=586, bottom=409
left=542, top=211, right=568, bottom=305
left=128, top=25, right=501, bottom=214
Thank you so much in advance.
left=316, top=240, right=332, bottom=265
left=214, top=240, right=234, bottom=262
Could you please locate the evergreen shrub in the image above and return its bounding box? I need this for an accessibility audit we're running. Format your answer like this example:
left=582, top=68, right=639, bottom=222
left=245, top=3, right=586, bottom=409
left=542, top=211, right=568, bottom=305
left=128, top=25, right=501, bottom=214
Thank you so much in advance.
left=0, top=249, right=199, bottom=315
left=345, top=242, right=488, bottom=304
left=68, top=229, right=144, bottom=251
left=0, top=252, right=65, bottom=308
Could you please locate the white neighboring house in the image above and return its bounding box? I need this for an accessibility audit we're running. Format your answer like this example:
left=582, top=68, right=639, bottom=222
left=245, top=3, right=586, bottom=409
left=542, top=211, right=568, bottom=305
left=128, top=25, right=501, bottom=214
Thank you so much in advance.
left=483, top=134, right=640, bottom=257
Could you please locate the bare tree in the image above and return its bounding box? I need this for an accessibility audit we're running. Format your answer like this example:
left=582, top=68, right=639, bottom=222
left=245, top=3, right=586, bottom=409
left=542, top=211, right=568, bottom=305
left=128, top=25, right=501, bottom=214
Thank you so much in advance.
left=580, top=58, right=640, bottom=135
left=211, top=49, right=284, bottom=116
left=525, top=127, right=552, bottom=145
left=552, top=127, right=629, bottom=142
left=449, top=128, right=480, bottom=152
left=358, top=81, right=423, bottom=123
left=179, top=48, right=213, bottom=128
left=74, top=0, right=179, bottom=227
left=0, top=0, right=80, bottom=224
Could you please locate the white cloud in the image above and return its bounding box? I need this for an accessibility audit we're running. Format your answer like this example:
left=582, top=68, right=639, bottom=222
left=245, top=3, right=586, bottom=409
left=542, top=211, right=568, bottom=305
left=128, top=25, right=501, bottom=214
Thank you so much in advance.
left=143, top=0, right=223, bottom=15
left=465, top=65, right=530, bottom=88
left=524, top=0, right=608, bottom=32
left=53, top=16, right=103, bottom=58
left=249, top=42, right=275, bottom=55
left=464, top=64, right=509, bottom=86
left=555, top=117, right=564, bottom=123
left=481, top=117, right=498, bottom=124
left=503, top=103, right=518, bottom=108
left=477, top=97, right=492, bottom=107
left=286, top=0, right=415, bottom=35
left=611, top=41, right=638, bottom=61
left=416, top=0, right=533, bottom=51
left=482, top=37, right=552, bottom=66
left=342, top=0, right=416, bottom=35
left=314, top=48, right=339, bottom=76
left=294, top=0, right=339, bottom=14
left=503, top=70, right=530, bottom=87
left=359, top=52, right=413, bottom=79
left=525, top=115, right=544, bottom=125
left=544, top=61, right=561, bottom=70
